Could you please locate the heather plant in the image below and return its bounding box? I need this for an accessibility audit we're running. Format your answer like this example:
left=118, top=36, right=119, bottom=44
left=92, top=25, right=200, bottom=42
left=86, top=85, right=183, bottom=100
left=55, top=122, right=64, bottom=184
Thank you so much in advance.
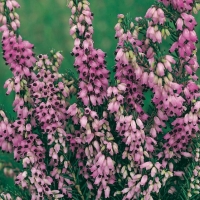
left=0, top=0, right=200, bottom=199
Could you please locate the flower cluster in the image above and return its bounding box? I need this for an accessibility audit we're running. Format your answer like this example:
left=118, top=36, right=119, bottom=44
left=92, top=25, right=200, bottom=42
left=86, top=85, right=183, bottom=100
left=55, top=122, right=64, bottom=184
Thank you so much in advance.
left=0, top=0, right=200, bottom=200
left=69, top=0, right=109, bottom=107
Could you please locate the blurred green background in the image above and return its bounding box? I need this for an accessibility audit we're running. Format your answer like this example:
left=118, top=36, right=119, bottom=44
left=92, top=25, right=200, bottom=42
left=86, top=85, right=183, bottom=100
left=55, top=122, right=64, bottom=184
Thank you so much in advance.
left=0, top=0, right=200, bottom=193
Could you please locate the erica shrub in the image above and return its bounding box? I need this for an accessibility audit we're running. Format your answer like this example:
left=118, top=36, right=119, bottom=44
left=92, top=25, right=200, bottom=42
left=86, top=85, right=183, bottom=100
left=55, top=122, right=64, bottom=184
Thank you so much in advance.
left=0, top=0, right=200, bottom=199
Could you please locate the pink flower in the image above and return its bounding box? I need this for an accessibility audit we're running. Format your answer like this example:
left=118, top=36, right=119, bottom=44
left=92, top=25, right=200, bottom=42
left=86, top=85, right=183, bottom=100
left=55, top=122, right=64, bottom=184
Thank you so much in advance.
left=155, top=31, right=162, bottom=43
left=87, top=181, right=94, bottom=190
left=97, top=154, right=105, bottom=166
left=106, top=157, right=114, bottom=169
left=145, top=7, right=156, bottom=18
left=80, top=116, right=87, bottom=128
left=156, top=62, right=165, bottom=76
left=151, top=167, right=157, bottom=177
left=140, top=161, right=153, bottom=170
left=104, top=186, right=110, bottom=198
left=174, top=171, right=185, bottom=177
left=140, top=175, right=148, bottom=186
left=181, top=152, right=193, bottom=157
left=176, top=18, right=183, bottom=30
left=117, top=83, right=126, bottom=91
left=117, top=14, right=124, bottom=19
left=136, top=118, right=144, bottom=129
left=108, top=101, right=120, bottom=113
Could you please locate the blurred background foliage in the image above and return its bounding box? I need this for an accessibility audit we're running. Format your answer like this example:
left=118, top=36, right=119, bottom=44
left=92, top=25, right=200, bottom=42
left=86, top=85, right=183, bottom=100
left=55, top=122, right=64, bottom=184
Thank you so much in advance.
left=0, top=0, right=200, bottom=193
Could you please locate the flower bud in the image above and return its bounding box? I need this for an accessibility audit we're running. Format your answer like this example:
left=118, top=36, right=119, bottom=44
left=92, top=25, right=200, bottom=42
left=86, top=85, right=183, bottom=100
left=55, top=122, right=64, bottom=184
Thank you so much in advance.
left=78, top=2, right=82, bottom=11
left=68, top=1, right=73, bottom=8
